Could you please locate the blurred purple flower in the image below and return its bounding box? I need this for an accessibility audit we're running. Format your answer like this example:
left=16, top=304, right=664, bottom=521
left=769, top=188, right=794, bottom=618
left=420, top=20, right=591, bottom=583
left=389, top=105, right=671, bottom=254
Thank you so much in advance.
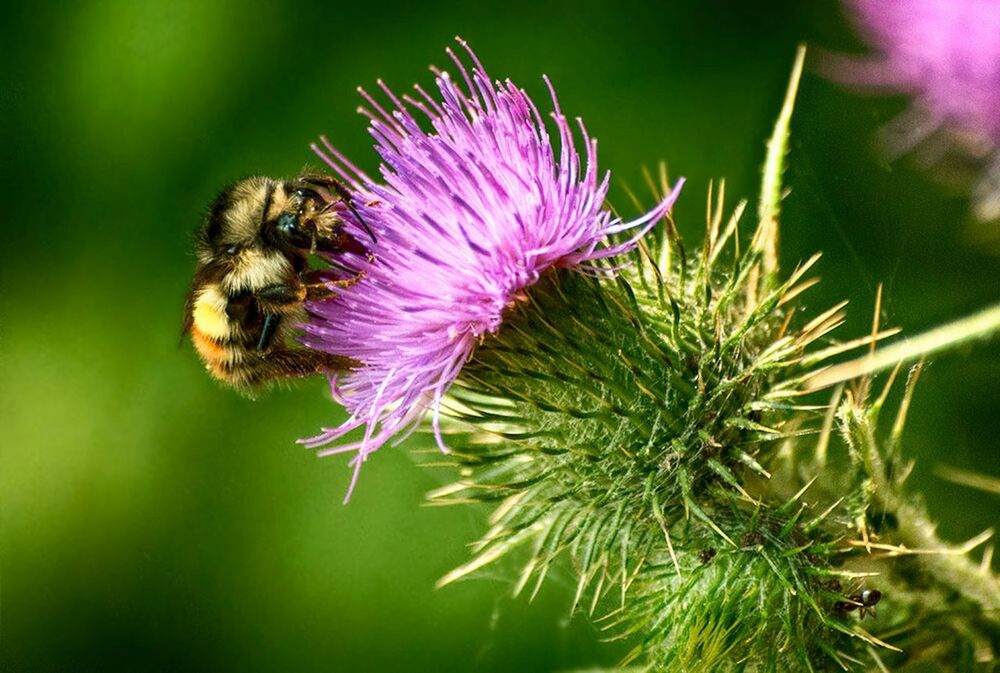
left=824, top=0, right=1000, bottom=219
left=300, top=40, right=683, bottom=497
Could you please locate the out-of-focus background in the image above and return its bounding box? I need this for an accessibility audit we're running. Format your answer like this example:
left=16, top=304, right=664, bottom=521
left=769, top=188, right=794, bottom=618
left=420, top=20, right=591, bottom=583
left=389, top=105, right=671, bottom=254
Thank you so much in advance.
left=3, top=1, right=998, bottom=671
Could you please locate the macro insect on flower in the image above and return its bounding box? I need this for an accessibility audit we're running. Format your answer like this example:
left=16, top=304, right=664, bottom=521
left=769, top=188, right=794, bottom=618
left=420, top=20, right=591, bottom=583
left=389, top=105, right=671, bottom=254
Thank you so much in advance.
left=299, top=39, right=683, bottom=497
left=182, top=173, right=372, bottom=392
left=181, top=39, right=1000, bottom=672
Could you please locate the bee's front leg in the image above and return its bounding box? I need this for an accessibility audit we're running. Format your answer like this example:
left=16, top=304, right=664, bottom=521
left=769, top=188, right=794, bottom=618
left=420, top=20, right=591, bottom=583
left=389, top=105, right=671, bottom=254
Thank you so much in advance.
left=300, top=270, right=364, bottom=301
left=252, top=281, right=308, bottom=351
left=299, top=173, right=376, bottom=244
left=255, top=274, right=361, bottom=308
left=255, top=281, right=307, bottom=307
left=298, top=172, right=343, bottom=192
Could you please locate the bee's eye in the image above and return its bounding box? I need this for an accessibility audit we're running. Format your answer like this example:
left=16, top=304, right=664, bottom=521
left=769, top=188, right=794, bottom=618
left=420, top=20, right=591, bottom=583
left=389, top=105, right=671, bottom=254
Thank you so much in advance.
left=276, top=212, right=298, bottom=235
left=269, top=211, right=313, bottom=251
left=225, top=243, right=241, bottom=256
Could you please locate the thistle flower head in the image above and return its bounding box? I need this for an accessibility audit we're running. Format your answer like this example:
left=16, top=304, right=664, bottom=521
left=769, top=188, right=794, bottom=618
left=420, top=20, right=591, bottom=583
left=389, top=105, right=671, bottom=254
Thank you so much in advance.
left=826, top=0, right=1000, bottom=219
left=301, top=40, right=681, bottom=493
left=844, top=0, right=1000, bottom=140
left=292, top=44, right=1000, bottom=671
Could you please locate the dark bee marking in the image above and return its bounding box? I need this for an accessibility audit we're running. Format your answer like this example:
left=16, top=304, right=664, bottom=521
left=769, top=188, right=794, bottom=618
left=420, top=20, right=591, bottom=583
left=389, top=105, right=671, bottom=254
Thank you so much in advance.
left=260, top=181, right=276, bottom=226
left=204, top=191, right=231, bottom=245
left=225, top=290, right=255, bottom=323
left=257, top=313, right=281, bottom=351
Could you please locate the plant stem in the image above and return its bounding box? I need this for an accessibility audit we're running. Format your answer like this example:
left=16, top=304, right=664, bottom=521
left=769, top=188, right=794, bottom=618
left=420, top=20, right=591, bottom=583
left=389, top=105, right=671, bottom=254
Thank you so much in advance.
left=807, top=301, right=1000, bottom=390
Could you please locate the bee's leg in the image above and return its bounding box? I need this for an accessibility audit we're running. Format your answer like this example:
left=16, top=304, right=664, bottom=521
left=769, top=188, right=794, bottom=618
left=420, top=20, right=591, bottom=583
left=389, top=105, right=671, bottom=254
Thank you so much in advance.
left=253, top=283, right=306, bottom=351
left=301, top=269, right=365, bottom=301
left=303, top=284, right=335, bottom=301
left=255, top=283, right=308, bottom=310
left=250, top=349, right=359, bottom=384
left=254, top=276, right=358, bottom=306
left=257, top=313, right=281, bottom=351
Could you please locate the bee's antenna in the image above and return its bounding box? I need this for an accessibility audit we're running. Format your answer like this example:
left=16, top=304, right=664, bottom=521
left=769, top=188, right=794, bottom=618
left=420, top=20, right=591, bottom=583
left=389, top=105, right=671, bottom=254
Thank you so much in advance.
left=326, top=177, right=377, bottom=244
left=347, top=201, right=377, bottom=244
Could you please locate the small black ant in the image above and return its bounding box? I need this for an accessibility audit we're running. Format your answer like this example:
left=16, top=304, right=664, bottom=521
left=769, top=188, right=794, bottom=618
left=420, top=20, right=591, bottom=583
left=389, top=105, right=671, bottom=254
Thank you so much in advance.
left=833, top=588, right=882, bottom=619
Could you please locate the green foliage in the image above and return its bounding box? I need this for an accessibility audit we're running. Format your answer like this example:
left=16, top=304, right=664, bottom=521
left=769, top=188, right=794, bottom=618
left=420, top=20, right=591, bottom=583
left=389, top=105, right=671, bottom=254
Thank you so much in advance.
left=431, top=185, right=867, bottom=669
left=427, top=59, right=1000, bottom=671
left=610, top=506, right=848, bottom=672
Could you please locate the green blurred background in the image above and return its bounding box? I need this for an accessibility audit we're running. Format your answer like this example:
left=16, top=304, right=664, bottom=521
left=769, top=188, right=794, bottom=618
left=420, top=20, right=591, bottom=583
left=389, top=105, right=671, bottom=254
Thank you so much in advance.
left=3, top=1, right=998, bottom=671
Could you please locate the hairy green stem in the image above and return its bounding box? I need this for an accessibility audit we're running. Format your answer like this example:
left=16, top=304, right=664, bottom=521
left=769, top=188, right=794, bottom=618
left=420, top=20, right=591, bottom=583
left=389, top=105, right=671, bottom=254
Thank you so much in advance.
left=807, top=301, right=1000, bottom=389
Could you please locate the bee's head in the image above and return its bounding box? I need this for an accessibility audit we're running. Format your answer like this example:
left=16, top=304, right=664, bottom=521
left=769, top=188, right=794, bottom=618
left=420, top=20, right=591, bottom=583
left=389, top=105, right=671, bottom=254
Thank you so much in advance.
left=261, top=175, right=370, bottom=257
left=197, top=177, right=278, bottom=266
left=197, top=175, right=368, bottom=272
left=262, top=178, right=338, bottom=254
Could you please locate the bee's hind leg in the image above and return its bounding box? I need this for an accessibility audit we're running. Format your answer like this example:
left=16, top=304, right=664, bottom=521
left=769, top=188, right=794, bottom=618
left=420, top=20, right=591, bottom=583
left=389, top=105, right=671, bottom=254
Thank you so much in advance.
left=248, top=349, right=359, bottom=386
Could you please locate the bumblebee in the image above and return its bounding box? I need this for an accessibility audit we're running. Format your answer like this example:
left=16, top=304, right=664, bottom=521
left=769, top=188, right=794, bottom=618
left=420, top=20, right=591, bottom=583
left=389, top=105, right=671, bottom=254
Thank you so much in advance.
left=182, top=173, right=370, bottom=392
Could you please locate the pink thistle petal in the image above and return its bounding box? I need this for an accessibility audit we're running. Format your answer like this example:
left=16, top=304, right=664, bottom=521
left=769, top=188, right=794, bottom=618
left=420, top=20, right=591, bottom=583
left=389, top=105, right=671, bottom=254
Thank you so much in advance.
left=301, top=40, right=683, bottom=496
left=825, top=0, right=1000, bottom=217
left=839, top=0, right=1000, bottom=142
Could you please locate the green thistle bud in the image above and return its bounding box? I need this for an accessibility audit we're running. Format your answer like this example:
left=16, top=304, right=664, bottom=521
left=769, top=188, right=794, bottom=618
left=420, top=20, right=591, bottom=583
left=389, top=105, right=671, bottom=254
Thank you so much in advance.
left=426, top=49, right=1000, bottom=672
left=431, top=183, right=863, bottom=670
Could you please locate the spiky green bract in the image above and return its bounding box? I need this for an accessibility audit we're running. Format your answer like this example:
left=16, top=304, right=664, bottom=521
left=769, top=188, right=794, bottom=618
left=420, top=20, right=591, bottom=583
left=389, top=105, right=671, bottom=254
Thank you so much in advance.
left=428, top=190, right=1000, bottom=670
left=811, top=373, right=1000, bottom=671
left=426, top=49, right=1000, bottom=671
left=428, top=184, right=871, bottom=670
left=606, top=504, right=850, bottom=672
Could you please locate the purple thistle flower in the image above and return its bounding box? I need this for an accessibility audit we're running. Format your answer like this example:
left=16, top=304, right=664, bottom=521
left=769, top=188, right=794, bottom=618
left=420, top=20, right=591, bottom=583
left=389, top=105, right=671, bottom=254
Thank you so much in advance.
left=299, top=40, right=683, bottom=497
left=824, top=0, right=1000, bottom=219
